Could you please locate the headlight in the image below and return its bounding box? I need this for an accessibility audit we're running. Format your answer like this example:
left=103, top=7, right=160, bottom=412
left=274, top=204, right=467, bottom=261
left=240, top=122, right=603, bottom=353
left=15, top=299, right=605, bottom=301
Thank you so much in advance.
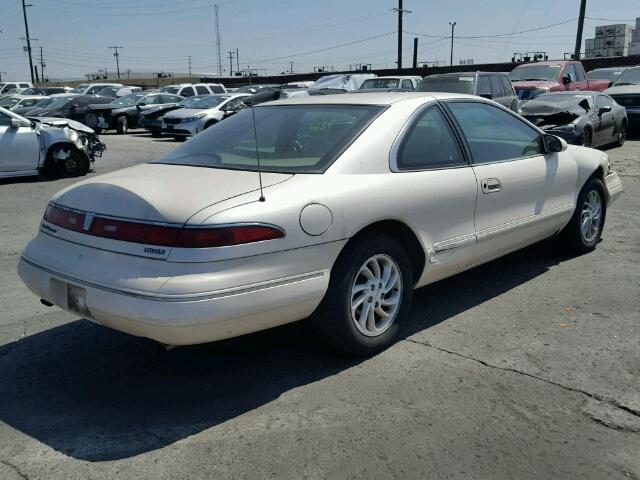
left=183, top=113, right=206, bottom=122
left=551, top=124, right=577, bottom=133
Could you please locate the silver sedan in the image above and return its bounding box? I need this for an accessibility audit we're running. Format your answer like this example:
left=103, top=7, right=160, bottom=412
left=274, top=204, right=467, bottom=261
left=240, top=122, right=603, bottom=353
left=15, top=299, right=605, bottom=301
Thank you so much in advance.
left=18, top=93, right=622, bottom=355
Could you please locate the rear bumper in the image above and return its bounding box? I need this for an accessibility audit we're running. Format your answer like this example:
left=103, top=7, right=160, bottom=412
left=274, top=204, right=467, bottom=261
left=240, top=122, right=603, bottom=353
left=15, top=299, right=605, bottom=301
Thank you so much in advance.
left=18, top=233, right=343, bottom=345
left=605, top=171, right=623, bottom=205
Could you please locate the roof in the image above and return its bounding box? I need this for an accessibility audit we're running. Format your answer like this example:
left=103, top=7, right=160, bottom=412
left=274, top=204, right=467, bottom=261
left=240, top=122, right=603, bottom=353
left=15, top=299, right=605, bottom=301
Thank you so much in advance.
left=264, top=91, right=476, bottom=106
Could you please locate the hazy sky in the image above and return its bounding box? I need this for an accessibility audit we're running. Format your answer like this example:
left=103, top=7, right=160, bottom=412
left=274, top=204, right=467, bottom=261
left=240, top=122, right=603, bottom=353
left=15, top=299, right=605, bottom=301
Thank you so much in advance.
left=1, top=0, right=638, bottom=81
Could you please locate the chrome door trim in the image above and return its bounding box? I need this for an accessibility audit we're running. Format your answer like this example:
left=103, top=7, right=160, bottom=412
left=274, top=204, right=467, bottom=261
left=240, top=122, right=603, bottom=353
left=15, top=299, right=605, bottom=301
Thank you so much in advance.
left=476, top=203, right=573, bottom=243
left=432, top=232, right=477, bottom=254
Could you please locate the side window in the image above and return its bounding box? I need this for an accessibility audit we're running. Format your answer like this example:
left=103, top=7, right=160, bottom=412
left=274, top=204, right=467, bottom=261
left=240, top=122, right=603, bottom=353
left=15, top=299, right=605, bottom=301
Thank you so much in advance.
left=211, top=85, right=225, bottom=93
left=86, top=86, right=103, bottom=94
left=500, top=76, right=514, bottom=95
left=0, top=112, right=12, bottom=126
left=597, top=95, right=613, bottom=108
left=397, top=106, right=465, bottom=170
left=564, top=64, right=577, bottom=82
left=401, top=79, right=413, bottom=90
left=447, top=102, right=543, bottom=164
left=161, top=95, right=177, bottom=103
left=490, top=76, right=504, bottom=97
left=476, top=76, right=491, bottom=96
left=181, top=87, right=195, bottom=97
left=196, top=85, right=210, bottom=95
left=144, top=95, right=160, bottom=104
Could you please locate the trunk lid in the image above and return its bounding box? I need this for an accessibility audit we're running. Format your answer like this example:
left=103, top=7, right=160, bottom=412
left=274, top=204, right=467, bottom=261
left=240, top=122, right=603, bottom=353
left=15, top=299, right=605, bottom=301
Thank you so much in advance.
left=51, top=163, right=293, bottom=225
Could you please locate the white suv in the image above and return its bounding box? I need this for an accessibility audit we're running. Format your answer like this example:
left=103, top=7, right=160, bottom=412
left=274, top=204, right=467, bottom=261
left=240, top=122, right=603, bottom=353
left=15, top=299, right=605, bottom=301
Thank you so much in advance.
left=0, top=81, right=33, bottom=95
left=160, top=83, right=226, bottom=97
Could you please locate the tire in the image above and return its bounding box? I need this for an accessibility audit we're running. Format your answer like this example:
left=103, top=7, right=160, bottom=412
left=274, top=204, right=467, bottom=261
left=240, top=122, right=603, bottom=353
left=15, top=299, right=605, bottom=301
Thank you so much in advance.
left=150, top=130, right=162, bottom=138
left=173, top=136, right=186, bottom=142
left=580, top=127, right=593, bottom=147
left=94, top=127, right=103, bottom=134
left=311, top=234, right=414, bottom=356
left=616, top=120, right=627, bottom=147
left=204, top=120, right=217, bottom=129
left=116, top=116, right=129, bottom=134
left=558, top=176, right=606, bottom=254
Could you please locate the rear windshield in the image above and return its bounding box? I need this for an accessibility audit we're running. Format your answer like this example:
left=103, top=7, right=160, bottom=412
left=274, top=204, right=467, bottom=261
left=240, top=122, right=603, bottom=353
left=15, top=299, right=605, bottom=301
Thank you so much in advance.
left=613, top=67, right=640, bottom=86
left=509, top=65, right=561, bottom=82
left=360, top=78, right=399, bottom=89
left=161, top=86, right=180, bottom=94
left=189, top=95, right=227, bottom=109
left=416, top=76, right=475, bottom=94
left=154, top=105, right=383, bottom=173
left=0, top=97, right=19, bottom=107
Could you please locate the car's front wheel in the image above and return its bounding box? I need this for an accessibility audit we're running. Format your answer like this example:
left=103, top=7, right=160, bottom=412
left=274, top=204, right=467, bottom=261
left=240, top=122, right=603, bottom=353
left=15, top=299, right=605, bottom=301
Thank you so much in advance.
left=116, top=116, right=128, bottom=134
left=559, top=176, right=606, bottom=254
left=580, top=127, right=593, bottom=147
left=616, top=120, right=627, bottom=147
left=312, top=234, right=413, bottom=355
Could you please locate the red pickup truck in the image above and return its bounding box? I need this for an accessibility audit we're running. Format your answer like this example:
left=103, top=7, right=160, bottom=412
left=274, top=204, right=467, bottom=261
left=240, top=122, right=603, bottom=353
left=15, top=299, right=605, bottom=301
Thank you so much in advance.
left=509, top=60, right=610, bottom=100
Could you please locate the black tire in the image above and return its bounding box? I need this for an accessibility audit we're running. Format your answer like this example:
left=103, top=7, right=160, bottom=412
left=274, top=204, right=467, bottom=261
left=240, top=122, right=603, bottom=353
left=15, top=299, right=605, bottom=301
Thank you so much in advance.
left=116, top=116, right=129, bottom=134
left=616, top=120, right=627, bottom=147
left=204, top=120, right=217, bottom=129
left=558, top=176, right=606, bottom=254
left=311, top=234, right=414, bottom=356
left=580, top=127, right=593, bottom=147
left=173, top=136, right=186, bottom=142
left=150, top=130, right=162, bottom=138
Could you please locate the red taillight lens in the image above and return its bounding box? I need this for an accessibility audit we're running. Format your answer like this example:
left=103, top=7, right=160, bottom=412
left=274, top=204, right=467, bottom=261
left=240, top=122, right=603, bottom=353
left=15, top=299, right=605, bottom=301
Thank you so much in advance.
left=175, top=225, right=284, bottom=248
left=43, top=204, right=85, bottom=232
left=43, top=204, right=284, bottom=248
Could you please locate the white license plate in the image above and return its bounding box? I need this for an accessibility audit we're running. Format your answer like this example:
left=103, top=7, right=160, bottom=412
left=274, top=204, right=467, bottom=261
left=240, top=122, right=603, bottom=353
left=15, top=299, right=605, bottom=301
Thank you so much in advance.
left=67, top=284, right=91, bottom=317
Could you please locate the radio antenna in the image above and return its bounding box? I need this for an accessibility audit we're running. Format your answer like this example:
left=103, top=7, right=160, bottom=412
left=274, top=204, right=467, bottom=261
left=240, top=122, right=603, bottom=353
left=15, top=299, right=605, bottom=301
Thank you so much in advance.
left=249, top=95, right=265, bottom=202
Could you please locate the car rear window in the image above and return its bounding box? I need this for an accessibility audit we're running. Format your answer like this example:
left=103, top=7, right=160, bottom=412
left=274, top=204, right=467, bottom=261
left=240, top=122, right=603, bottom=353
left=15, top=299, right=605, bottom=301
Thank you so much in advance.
left=416, top=76, right=475, bottom=95
left=154, top=104, right=384, bottom=173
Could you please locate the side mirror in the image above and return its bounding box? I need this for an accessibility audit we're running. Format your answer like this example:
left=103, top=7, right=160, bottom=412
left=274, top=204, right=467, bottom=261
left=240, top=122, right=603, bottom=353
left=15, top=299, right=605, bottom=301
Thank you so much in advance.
left=544, top=134, right=567, bottom=153
left=10, top=118, right=26, bottom=129
left=479, top=92, right=493, bottom=99
left=562, top=75, right=572, bottom=85
left=598, top=105, right=612, bottom=115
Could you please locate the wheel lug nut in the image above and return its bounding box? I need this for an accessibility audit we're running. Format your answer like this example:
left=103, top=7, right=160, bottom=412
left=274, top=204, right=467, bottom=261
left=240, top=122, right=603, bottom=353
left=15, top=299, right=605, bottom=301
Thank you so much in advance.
left=368, top=297, right=373, bottom=303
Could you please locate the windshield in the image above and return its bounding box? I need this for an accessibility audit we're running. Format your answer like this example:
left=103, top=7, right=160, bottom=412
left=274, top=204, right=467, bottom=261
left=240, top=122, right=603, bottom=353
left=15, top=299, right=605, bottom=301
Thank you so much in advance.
left=189, top=95, right=227, bottom=109
left=32, top=98, right=55, bottom=108
left=39, top=97, right=73, bottom=111
left=0, top=97, right=20, bottom=107
left=613, top=67, right=640, bottom=86
left=160, top=86, right=180, bottom=94
left=70, top=84, right=89, bottom=94
left=234, top=85, right=273, bottom=93
left=19, top=88, right=39, bottom=95
left=587, top=70, right=618, bottom=82
left=360, top=78, right=400, bottom=89
left=154, top=105, right=383, bottom=173
left=529, top=93, right=594, bottom=106
left=509, top=65, right=561, bottom=82
left=416, top=76, right=475, bottom=94
left=177, top=96, right=206, bottom=107
left=110, top=93, right=146, bottom=106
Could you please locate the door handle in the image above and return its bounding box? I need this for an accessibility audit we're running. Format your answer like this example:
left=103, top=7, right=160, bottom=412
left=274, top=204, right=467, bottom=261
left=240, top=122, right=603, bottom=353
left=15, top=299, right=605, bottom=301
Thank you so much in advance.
left=481, top=178, right=502, bottom=194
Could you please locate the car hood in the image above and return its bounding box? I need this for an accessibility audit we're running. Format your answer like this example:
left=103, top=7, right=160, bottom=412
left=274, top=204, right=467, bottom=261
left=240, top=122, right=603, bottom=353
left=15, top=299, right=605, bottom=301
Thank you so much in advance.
left=512, top=80, right=557, bottom=90
left=605, top=84, right=640, bottom=95
left=141, top=104, right=180, bottom=117
left=163, top=108, right=215, bottom=119
left=519, top=99, right=588, bottom=117
left=50, top=163, right=293, bottom=224
left=29, top=117, right=96, bottom=134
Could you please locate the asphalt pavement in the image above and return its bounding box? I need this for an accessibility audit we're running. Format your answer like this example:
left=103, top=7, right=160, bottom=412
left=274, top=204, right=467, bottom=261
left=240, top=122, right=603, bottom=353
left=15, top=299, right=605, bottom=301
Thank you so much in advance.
left=0, top=130, right=639, bottom=479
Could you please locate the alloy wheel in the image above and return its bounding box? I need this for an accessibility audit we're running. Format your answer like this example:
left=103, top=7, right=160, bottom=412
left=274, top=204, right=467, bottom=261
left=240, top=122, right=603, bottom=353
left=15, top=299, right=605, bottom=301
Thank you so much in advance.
left=350, top=254, right=402, bottom=337
left=580, top=190, right=602, bottom=243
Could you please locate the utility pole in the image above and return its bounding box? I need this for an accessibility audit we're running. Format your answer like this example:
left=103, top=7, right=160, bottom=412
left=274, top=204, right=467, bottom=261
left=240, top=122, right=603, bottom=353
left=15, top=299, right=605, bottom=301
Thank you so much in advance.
left=39, top=45, right=45, bottom=82
left=20, top=0, right=35, bottom=83
left=214, top=4, right=223, bottom=77
left=392, top=0, right=411, bottom=70
left=574, top=0, right=587, bottom=60
left=449, top=21, right=457, bottom=66
left=188, top=55, right=192, bottom=76
left=227, top=51, right=235, bottom=76
left=236, top=48, right=239, bottom=76
left=289, top=61, right=294, bottom=74
left=109, top=46, right=123, bottom=79
left=412, top=37, right=418, bottom=68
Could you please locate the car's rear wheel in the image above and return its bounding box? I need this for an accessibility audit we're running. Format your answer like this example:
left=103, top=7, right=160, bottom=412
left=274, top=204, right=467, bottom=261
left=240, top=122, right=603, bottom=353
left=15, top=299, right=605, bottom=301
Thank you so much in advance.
left=616, top=121, right=627, bottom=147
left=150, top=130, right=162, bottom=138
left=580, top=127, right=593, bottom=147
left=173, top=136, right=186, bottom=142
left=116, top=116, right=128, bottom=134
left=558, top=176, right=606, bottom=254
left=312, top=235, right=413, bottom=355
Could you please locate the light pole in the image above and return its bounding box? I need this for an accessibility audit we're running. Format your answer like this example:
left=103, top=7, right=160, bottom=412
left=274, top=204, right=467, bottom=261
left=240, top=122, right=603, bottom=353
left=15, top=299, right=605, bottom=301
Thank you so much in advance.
left=449, top=22, right=456, bottom=66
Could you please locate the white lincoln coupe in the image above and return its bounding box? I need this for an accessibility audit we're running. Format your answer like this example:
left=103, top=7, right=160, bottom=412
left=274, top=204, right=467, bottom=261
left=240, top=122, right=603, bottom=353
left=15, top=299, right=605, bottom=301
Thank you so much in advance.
left=18, top=93, right=622, bottom=355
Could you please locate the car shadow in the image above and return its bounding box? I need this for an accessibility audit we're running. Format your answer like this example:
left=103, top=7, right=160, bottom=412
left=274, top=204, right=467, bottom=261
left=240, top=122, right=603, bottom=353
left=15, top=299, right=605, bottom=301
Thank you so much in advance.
left=0, top=240, right=568, bottom=462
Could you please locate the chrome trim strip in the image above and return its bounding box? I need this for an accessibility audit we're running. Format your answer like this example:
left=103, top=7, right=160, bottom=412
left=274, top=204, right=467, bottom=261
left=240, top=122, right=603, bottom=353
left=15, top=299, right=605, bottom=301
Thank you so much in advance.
left=476, top=204, right=573, bottom=242
left=21, top=256, right=323, bottom=302
left=432, top=232, right=477, bottom=253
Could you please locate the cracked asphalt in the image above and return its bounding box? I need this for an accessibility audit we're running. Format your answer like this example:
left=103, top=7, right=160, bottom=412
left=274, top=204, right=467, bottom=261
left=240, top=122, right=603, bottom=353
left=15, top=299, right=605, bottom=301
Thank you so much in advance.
left=0, top=130, right=639, bottom=479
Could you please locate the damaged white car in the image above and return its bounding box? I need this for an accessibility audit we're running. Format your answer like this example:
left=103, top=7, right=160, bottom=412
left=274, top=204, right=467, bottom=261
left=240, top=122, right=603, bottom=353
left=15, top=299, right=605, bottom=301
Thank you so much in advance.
left=0, top=107, right=105, bottom=180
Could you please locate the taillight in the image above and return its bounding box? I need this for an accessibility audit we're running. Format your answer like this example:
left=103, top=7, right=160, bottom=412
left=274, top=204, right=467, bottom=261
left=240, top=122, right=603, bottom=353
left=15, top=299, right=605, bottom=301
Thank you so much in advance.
left=175, top=225, right=284, bottom=248
left=43, top=204, right=284, bottom=248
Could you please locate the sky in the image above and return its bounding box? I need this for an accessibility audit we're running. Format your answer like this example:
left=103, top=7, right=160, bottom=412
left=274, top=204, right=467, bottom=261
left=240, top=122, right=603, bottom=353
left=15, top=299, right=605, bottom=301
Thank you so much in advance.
left=0, top=0, right=639, bottom=81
